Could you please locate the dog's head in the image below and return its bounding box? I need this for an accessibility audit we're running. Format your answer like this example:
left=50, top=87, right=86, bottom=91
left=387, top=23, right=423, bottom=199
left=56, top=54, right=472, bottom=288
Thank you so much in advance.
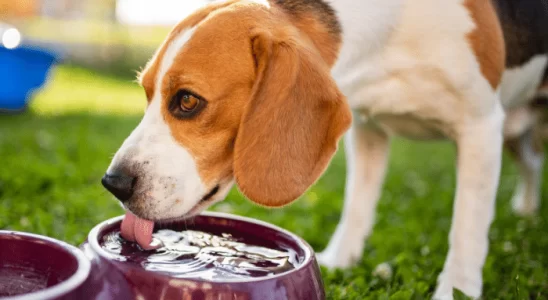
left=102, top=1, right=351, bottom=221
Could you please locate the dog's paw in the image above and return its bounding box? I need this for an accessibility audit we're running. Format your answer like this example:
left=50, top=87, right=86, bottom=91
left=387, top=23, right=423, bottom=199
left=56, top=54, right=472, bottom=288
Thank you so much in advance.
left=432, top=290, right=454, bottom=300
left=433, top=282, right=458, bottom=300
left=316, top=249, right=359, bottom=269
left=433, top=267, right=481, bottom=300
left=316, top=241, right=363, bottom=269
left=511, top=192, right=539, bottom=216
left=432, top=287, right=478, bottom=300
left=316, top=223, right=367, bottom=269
left=510, top=183, right=540, bottom=216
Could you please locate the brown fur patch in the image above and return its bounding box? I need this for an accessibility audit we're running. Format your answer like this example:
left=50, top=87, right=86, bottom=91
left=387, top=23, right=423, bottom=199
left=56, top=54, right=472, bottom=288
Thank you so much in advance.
left=464, top=0, right=505, bottom=89
left=233, top=28, right=351, bottom=207
left=159, top=5, right=260, bottom=186
left=139, top=0, right=239, bottom=101
left=270, top=0, right=341, bottom=65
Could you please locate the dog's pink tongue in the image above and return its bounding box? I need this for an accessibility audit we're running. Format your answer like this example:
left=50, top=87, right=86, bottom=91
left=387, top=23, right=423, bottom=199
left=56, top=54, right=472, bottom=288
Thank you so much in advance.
left=120, top=211, right=156, bottom=250
left=120, top=211, right=137, bottom=241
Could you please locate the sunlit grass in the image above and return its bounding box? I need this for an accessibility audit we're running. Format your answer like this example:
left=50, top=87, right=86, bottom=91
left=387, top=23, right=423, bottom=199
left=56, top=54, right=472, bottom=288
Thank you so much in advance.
left=1, top=65, right=547, bottom=299
left=11, top=17, right=170, bottom=47
left=31, top=66, right=145, bottom=115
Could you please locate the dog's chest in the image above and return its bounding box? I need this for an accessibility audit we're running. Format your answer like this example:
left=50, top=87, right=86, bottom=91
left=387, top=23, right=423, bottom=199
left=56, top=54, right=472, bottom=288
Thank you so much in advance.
left=359, top=112, right=448, bottom=140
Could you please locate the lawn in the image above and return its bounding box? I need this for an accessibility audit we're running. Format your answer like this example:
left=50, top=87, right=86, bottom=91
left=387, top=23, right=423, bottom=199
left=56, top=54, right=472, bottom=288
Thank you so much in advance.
left=1, top=66, right=547, bottom=299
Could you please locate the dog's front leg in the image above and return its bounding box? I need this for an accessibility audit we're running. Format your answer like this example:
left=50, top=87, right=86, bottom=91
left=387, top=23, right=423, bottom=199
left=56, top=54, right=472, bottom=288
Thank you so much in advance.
left=434, top=109, right=504, bottom=299
left=317, top=119, right=390, bottom=268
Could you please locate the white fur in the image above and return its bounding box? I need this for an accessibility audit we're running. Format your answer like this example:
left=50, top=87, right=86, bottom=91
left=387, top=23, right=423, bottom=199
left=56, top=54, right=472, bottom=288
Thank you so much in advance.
left=510, top=131, right=545, bottom=215
left=320, top=0, right=509, bottom=298
left=500, top=55, right=548, bottom=109
left=498, top=48, right=548, bottom=219
left=317, top=121, right=390, bottom=268
left=434, top=105, right=504, bottom=299
left=107, top=28, right=209, bottom=220
left=504, top=107, right=537, bottom=139
left=330, top=0, right=495, bottom=139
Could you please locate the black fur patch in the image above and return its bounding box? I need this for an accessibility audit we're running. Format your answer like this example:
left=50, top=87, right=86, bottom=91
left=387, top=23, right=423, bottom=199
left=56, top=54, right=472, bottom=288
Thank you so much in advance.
left=494, top=0, right=548, bottom=68
left=271, top=0, right=341, bottom=36
left=200, top=185, right=220, bottom=203
left=531, top=94, right=548, bottom=108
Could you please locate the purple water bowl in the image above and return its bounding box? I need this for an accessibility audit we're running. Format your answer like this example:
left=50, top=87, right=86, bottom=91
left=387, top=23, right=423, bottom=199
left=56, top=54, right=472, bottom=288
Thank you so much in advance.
left=1, top=212, right=325, bottom=300
left=0, top=231, right=91, bottom=299
left=82, top=212, right=325, bottom=300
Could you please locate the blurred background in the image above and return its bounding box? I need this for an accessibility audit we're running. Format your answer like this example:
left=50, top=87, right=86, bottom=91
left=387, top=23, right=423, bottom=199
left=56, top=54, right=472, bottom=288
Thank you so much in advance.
left=0, top=0, right=208, bottom=79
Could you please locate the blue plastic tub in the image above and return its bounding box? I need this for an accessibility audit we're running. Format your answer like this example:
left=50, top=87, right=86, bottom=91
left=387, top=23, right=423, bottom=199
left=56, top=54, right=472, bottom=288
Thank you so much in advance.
left=0, top=45, right=57, bottom=112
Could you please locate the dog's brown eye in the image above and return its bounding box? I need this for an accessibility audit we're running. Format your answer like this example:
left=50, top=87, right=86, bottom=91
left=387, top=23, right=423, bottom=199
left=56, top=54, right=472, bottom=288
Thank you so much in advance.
left=169, top=89, right=206, bottom=119
left=180, top=94, right=199, bottom=111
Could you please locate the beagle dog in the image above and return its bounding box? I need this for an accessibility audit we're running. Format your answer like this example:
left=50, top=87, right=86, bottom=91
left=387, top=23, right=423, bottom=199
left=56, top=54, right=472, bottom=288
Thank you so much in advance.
left=101, top=0, right=548, bottom=298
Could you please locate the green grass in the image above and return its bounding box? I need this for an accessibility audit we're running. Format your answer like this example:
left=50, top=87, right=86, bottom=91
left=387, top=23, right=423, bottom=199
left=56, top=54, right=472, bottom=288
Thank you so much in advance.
left=1, top=66, right=547, bottom=299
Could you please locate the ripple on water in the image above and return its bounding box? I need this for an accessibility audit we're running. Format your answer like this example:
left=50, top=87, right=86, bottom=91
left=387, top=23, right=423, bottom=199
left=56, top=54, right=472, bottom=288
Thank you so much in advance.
left=101, top=229, right=299, bottom=281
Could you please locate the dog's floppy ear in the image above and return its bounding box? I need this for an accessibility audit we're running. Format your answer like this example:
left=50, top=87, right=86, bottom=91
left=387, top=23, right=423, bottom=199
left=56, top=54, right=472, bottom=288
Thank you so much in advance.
left=233, top=30, right=352, bottom=207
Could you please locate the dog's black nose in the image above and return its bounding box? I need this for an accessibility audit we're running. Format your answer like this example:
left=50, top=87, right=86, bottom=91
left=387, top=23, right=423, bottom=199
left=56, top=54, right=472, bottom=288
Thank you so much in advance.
left=101, top=173, right=136, bottom=202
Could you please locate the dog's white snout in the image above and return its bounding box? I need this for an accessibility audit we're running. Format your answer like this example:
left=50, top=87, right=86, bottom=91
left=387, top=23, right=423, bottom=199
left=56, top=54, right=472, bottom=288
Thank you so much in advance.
left=105, top=97, right=207, bottom=220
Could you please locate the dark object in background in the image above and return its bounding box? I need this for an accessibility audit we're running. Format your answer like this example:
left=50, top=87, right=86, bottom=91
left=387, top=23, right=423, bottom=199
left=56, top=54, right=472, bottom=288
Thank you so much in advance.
left=494, top=0, right=548, bottom=68
left=0, top=45, right=57, bottom=113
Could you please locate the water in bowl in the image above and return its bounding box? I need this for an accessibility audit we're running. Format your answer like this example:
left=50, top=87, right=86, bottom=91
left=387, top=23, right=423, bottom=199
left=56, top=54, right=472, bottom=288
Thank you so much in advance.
left=0, top=266, right=49, bottom=297
left=100, top=229, right=298, bottom=281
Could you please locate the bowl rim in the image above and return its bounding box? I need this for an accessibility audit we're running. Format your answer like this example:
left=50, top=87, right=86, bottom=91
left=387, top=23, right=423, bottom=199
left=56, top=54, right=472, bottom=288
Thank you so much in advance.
left=87, top=211, right=314, bottom=283
left=0, top=230, right=91, bottom=300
